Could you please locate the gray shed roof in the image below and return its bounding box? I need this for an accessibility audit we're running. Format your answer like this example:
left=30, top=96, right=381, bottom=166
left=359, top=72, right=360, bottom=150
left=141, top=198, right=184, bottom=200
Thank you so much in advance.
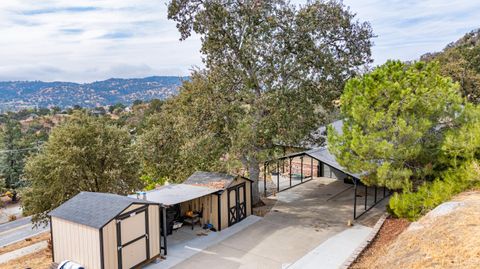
left=49, top=192, right=155, bottom=229
left=184, top=171, right=250, bottom=189
left=129, top=184, right=220, bottom=206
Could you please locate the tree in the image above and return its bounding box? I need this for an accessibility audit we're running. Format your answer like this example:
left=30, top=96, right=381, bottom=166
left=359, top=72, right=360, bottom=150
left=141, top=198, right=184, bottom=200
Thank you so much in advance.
left=137, top=71, right=236, bottom=184
left=167, top=0, right=373, bottom=202
left=22, top=112, right=142, bottom=225
left=328, top=61, right=464, bottom=191
left=50, top=106, right=61, bottom=115
left=0, top=119, right=28, bottom=194
left=109, top=103, right=126, bottom=114
left=421, top=29, right=480, bottom=104
left=145, top=99, right=164, bottom=116
left=133, top=99, right=144, bottom=106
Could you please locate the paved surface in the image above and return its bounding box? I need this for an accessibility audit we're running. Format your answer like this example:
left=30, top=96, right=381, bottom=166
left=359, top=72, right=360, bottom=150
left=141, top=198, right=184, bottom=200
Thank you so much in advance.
left=287, top=225, right=372, bottom=269
left=0, top=241, right=48, bottom=264
left=148, top=216, right=262, bottom=269
left=0, top=217, right=49, bottom=247
left=169, top=178, right=387, bottom=269
left=0, top=203, right=22, bottom=224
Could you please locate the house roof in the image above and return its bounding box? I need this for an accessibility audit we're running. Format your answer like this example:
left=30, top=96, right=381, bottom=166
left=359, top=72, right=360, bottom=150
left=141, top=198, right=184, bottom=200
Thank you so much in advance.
left=49, top=192, right=155, bottom=229
left=129, top=184, right=220, bottom=206
left=184, top=171, right=250, bottom=190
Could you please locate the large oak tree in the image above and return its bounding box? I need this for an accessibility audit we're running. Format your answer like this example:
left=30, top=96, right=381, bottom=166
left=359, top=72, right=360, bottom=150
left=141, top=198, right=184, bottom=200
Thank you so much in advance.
left=166, top=0, right=374, bottom=202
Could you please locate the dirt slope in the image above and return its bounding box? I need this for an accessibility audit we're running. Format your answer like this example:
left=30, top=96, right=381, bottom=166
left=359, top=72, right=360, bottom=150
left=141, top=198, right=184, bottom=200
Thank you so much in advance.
left=361, top=191, right=480, bottom=269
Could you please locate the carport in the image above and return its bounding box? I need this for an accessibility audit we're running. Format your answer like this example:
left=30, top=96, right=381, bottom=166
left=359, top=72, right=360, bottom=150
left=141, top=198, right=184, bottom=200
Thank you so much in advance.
left=264, top=147, right=390, bottom=219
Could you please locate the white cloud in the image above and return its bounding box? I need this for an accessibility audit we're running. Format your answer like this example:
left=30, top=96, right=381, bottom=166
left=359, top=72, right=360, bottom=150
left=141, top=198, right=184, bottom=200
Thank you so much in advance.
left=341, top=0, right=480, bottom=66
left=0, top=0, right=478, bottom=82
left=0, top=0, right=202, bottom=82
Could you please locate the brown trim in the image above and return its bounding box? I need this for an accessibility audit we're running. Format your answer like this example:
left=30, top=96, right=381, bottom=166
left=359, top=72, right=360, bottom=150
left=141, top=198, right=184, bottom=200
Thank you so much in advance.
left=250, top=181, right=253, bottom=216
left=161, top=207, right=167, bottom=255
left=145, top=207, right=150, bottom=260
left=216, top=192, right=222, bottom=231
left=49, top=216, right=54, bottom=262
left=117, top=204, right=149, bottom=220
left=99, top=201, right=160, bottom=230
left=99, top=228, right=105, bottom=269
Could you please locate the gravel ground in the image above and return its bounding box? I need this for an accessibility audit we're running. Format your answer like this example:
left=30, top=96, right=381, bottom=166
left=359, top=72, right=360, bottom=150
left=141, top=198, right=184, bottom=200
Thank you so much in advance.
left=350, top=217, right=410, bottom=269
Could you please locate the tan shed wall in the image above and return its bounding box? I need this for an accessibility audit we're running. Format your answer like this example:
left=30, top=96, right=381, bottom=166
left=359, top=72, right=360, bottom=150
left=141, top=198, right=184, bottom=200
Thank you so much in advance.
left=52, top=217, right=101, bottom=269
left=122, top=237, right=147, bottom=268
left=120, top=211, right=146, bottom=244
left=210, top=194, right=219, bottom=229
left=102, top=204, right=161, bottom=269
left=220, top=190, right=229, bottom=230
left=102, top=221, right=118, bottom=269
left=121, top=203, right=144, bottom=214
left=220, top=177, right=252, bottom=230
left=148, top=204, right=161, bottom=257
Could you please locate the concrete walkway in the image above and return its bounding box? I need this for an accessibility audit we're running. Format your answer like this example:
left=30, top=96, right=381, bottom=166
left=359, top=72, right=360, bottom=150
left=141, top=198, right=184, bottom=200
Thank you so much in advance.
left=169, top=178, right=386, bottom=269
left=286, top=225, right=372, bottom=269
left=147, top=215, right=262, bottom=269
left=0, top=241, right=48, bottom=264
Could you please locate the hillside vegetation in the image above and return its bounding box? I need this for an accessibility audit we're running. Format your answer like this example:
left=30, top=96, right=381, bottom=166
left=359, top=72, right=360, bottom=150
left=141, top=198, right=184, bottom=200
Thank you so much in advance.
left=421, top=29, right=480, bottom=104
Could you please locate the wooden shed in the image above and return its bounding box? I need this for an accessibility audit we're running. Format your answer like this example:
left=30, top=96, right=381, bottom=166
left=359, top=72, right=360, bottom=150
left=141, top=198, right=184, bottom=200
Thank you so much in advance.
left=184, top=171, right=253, bottom=231
left=49, top=192, right=164, bottom=269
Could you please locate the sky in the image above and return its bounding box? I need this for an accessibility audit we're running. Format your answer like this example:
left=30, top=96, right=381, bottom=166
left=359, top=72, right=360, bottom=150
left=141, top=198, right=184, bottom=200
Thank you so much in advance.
left=0, top=0, right=479, bottom=82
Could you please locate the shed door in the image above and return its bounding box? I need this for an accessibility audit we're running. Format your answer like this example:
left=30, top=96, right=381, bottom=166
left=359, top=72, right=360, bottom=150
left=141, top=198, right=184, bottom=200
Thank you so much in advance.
left=116, top=205, right=150, bottom=269
left=227, top=182, right=247, bottom=226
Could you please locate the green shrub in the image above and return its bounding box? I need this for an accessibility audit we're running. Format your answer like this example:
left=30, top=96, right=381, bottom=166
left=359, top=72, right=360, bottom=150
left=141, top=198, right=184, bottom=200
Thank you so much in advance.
left=388, top=162, right=480, bottom=220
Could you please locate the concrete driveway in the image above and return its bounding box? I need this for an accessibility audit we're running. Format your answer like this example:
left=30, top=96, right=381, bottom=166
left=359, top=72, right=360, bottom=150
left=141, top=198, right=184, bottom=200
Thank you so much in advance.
left=169, top=178, right=387, bottom=269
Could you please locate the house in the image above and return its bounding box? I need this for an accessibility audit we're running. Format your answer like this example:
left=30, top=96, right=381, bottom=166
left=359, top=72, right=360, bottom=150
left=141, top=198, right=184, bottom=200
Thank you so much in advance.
left=49, top=192, right=163, bottom=269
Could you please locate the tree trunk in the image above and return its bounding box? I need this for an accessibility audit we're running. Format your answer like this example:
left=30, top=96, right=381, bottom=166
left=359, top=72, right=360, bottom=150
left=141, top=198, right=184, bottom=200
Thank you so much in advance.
left=248, top=157, right=261, bottom=205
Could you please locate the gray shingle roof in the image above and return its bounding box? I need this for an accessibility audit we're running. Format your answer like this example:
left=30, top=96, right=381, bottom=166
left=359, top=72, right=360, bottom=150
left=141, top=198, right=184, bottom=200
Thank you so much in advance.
left=49, top=192, right=155, bottom=229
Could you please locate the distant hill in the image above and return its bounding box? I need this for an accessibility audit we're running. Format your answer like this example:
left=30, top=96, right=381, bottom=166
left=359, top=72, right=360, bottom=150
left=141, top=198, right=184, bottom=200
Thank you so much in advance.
left=0, top=76, right=187, bottom=112
left=421, top=28, right=480, bottom=104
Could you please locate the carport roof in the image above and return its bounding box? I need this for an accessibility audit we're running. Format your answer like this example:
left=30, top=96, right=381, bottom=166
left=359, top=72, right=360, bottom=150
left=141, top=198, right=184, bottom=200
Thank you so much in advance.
left=49, top=192, right=155, bottom=229
left=130, top=184, right=220, bottom=206
left=277, top=147, right=361, bottom=179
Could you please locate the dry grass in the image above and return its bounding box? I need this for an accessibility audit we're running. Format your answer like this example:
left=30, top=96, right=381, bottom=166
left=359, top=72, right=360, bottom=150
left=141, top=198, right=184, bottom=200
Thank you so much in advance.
left=0, top=248, right=52, bottom=269
left=0, top=232, right=50, bottom=256
left=353, top=190, right=480, bottom=269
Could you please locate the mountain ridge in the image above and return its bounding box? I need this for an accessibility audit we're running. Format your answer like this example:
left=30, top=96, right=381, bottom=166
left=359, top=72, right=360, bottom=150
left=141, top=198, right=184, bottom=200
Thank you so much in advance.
left=0, top=76, right=187, bottom=112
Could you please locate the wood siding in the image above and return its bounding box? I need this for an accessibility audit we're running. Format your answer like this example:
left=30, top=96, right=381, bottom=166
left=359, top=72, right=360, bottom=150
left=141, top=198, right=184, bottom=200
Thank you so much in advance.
left=220, top=177, right=252, bottom=230
left=121, top=203, right=144, bottom=214
left=179, top=195, right=213, bottom=227
left=52, top=217, right=101, bottom=269
left=148, top=205, right=160, bottom=257
left=102, top=204, right=160, bottom=269
left=102, top=221, right=118, bottom=269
